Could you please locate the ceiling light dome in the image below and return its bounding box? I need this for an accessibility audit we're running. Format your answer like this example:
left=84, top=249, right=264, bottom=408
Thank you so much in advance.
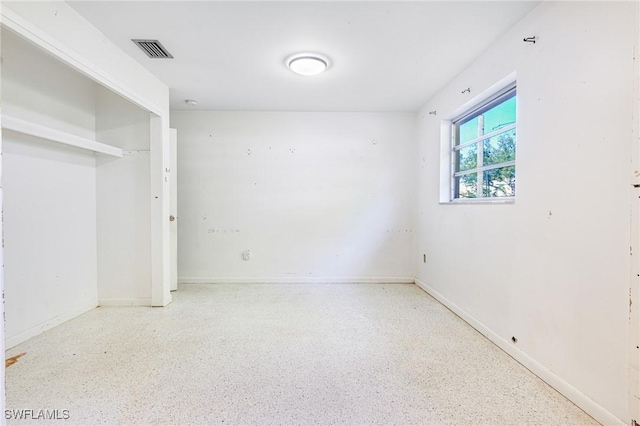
left=286, top=53, right=329, bottom=76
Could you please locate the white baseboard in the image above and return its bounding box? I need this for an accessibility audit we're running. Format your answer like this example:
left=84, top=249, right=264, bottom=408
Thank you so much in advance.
left=413, top=278, right=625, bottom=426
left=6, top=300, right=98, bottom=349
left=98, top=298, right=152, bottom=307
left=178, top=276, right=414, bottom=285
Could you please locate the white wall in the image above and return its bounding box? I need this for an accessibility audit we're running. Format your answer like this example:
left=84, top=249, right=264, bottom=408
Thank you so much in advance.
left=96, top=153, right=151, bottom=305
left=96, top=87, right=151, bottom=305
left=172, top=111, right=415, bottom=283
left=2, top=28, right=100, bottom=347
left=0, top=4, right=6, bottom=412
left=415, top=2, right=636, bottom=424
left=3, top=136, right=98, bottom=347
left=2, top=29, right=96, bottom=139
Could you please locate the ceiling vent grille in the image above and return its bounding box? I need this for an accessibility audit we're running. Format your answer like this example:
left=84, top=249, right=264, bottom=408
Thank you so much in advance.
left=132, top=39, right=173, bottom=59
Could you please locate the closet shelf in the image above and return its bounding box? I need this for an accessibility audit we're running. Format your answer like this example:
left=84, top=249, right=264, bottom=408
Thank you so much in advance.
left=2, top=115, right=124, bottom=158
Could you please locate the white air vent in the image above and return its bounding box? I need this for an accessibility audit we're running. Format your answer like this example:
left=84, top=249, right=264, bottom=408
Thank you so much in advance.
left=132, top=39, right=173, bottom=59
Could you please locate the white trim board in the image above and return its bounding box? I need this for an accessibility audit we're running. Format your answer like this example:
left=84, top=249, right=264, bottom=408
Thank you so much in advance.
left=5, top=300, right=98, bottom=350
left=178, top=277, right=414, bottom=285
left=3, top=115, right=124, bottom=158
left=98, top=298, right=153, bottom=307
left=413, top=278, right=625, bottom=426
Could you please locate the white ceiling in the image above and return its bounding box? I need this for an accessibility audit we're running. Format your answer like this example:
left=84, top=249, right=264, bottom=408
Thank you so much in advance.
left=69, top=1, right=539, bottom=112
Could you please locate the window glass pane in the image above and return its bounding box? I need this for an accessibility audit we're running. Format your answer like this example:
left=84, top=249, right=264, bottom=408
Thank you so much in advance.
left=483, top=128, right=516, bottom=166
left=456, top=173, right=477, bottom=198
left=451, top=85, right=516, bottom=200
left=457, top=144, right=477, bottom=172
left=482, top=166, right=515, bottom=197
left=458, top=116, right=479, bottom=144
left=483, top=94, right=516, bottom=134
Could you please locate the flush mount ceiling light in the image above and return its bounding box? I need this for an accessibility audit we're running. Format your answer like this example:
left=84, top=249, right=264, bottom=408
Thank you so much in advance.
left=185, top=99, right=198, bottom=106
left=286, top=53, right=330, bottom=76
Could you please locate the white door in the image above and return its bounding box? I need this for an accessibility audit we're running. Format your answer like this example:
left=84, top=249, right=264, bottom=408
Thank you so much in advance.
left=170, top=128, right=178, bottom=291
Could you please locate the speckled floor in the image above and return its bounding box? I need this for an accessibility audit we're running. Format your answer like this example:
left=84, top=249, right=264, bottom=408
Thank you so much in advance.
left=5, top=283, right=597, bottom=425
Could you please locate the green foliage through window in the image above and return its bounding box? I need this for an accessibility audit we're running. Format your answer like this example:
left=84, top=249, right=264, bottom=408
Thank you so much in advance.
left=453, top=85, right=516, bottom=199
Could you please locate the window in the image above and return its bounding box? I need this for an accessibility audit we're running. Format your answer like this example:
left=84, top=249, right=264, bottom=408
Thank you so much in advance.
left=452, top=84, right=516, bottom=199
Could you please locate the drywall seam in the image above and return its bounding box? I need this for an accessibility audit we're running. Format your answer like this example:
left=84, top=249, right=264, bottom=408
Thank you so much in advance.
left=5, top=300, right=98, bottom=350
left=178, top=277, right=414, bottom=285
left=414, top=278, right=625, bottom=426
left=98, top=298, right=153, bottom=307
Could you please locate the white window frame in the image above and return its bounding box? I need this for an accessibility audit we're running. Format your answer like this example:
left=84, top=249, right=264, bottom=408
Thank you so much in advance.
left=449, top=83, right=517, bottom=202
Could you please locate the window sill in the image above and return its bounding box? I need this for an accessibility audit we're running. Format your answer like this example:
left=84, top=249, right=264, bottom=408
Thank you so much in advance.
left=440, top=197, right=515, bottom=205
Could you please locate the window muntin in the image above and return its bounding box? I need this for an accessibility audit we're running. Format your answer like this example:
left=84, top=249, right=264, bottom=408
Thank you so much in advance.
left=452, top=85, right=516, bottom=199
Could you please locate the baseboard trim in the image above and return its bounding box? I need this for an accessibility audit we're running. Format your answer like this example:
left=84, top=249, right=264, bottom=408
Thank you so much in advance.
left=413, top=278, right=625, bottom=426
left=178, top=276, right=414, bottom=285
left=98, top=298, right=152, bottom=307
left=6, top=300, right=98, bottom=349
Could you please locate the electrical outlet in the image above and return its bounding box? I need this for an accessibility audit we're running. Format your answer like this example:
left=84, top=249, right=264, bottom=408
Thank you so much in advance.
left=242, top=250, right=251, bottom=261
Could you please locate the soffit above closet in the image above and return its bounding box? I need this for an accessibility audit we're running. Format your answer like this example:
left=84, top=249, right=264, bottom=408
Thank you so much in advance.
left=68, top=1, right=539, bottom=112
